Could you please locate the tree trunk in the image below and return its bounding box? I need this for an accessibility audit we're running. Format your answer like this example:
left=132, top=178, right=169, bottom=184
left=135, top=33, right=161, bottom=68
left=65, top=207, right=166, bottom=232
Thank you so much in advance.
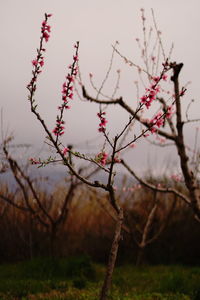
left=99, top=209, right=123, bottom=300
left=136, top=247, right=145, bottom=266
left=50, top=224, right=57, bottom=257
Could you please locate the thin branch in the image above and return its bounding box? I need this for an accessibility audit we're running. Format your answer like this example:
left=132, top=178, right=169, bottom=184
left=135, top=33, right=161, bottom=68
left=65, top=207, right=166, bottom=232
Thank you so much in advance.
left=0, top=194, right=29, bottom=212
left=120, top=159, right=191, bottom=206
left=146, top=194, right=177, bottom=245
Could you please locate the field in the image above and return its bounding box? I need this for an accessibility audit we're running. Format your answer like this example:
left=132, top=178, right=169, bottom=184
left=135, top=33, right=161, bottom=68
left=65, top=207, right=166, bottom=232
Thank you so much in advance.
left=0, top=257, right=200, bottom=300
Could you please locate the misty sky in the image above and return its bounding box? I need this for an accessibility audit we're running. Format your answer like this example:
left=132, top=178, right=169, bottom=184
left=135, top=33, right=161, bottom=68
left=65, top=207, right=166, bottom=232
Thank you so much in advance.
left=1, top=0, right=200, bottom=173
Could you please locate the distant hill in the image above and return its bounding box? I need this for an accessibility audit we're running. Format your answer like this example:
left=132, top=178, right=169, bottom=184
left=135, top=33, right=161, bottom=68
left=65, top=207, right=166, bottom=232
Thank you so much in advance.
left=0, top=165, right=137, bottom=194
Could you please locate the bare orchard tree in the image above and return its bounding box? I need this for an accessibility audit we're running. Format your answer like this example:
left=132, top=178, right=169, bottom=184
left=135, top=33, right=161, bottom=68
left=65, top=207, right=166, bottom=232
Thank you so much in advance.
left=125, top=187, right=177, bottom=265
left=0, top=137, right=79, bottom=257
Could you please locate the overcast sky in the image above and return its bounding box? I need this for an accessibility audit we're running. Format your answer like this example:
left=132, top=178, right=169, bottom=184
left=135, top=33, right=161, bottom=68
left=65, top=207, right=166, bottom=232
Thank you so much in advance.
left=1, top=0, right=200, bottom=173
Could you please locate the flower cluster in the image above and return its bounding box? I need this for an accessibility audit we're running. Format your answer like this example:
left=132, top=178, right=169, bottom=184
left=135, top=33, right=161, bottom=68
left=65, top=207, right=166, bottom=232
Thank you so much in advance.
left=97, top=112, right=107, bottom=132
left=53, top=42, right=79, bottom=136
left=58, top=73, right=75, bottom=111
left=41, top=15, right=52, bottom=42
left=140, top=79, right=161, bottom=109
left=114, top=153, right=121, bottom=163
left=150, top=112, right=164, bottom=133
left=166, top=105, right=174, bottom=119
left=149, top=105, right=174, bottom=134
left=140, top=73, right=168, bottom=109
left=29, top=157, right=40, bottom=165
left=52, top=119, right=65, bottom=136
left=96, top=152, right=108, bottom=166
left=27, top=13, right=52, bottom=95
left=62, top=147, right=69, bottom=156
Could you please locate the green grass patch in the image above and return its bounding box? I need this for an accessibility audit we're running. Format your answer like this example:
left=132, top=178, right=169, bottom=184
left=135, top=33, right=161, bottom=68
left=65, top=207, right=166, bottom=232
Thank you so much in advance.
left=0, top=260, right=199, bottom=299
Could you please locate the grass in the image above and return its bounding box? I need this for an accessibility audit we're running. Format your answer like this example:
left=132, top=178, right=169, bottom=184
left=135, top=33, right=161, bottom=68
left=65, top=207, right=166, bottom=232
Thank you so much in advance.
left=0, top=257, right=199, bottom=300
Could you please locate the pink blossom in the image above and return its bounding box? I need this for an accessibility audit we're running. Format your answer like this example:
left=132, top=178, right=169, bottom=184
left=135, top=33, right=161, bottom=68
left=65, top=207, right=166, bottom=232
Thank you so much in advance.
left=96, top=152, right=108, bottom=166
left=43, top=31, right=50, bottom=42
left=29, top=157, right=40, bottom=165
left=140, top=95, right=148, bottom=103
left=99, top=118, right=107, bottom=127
left=145, top=101, right=152, bottom=109
left=148, top=90, right=157, bottom=101
left=52, top=128, right=64, bottom=136
left=97, top=112, right=108, bottom=132
left=66, top=74, right=74, bottom=82
left=32, top=59, right=38, bottom=66
left=156, top=118, right=164, bottom=127
left=52, top=42, right=79, bottom=136
left=73, top=55, right=78, bottom=61
left=62, top=96, right=67, bottom=102
left=150, top=112, right=164, bottom=129
left=129, top=143, right=136, bottom=148
left=150, top=126, right=157, bottom=134
left=46, top=25, right=51, bottom=33
left=166, top=105, right=174, bottom=119
left=39, top=60, right=44, bottom=67
left=27, top=14, right=53, bottom=102
left=140, top=82, right=160, bottom=109
left=152, top=76, right=160, bottom=83
left=62, top=147, right=69, bottom=155
left=114, top=154, right=121, bottom=163
left=162, top=74, right=168, bottom=81
left=62, top=88, right=67, bottom=94
left=53, top=119, right=65, bottom=136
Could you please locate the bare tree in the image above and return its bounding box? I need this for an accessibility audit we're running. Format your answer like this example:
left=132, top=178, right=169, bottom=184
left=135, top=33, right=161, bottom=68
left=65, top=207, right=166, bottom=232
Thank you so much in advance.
left=0, top=138, right=78, bottom=257
left=126, top=189, right=177, bottom=265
